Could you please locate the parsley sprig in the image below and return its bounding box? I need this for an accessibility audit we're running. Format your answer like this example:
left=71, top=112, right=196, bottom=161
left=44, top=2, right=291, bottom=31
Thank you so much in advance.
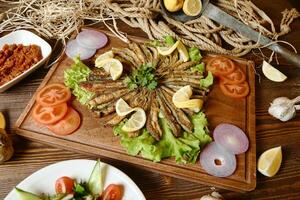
left=124, top=63, right=158, bottom=90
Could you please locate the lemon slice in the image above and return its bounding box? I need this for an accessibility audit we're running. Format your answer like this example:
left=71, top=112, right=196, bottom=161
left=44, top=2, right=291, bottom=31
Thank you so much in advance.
left=95, top=51, right=114, bottom=72
left=183, top=0, right=202, bottom=16
left=258, top=146, right=282, bottom=177
left=172, top=85, right=203, bottom=110
left=116, top=98, right=134, bottom=116
left=157, top=40, right=180, bottom=56
left=177, top=41, right=189, bottom=62
left=262, top=61, right=287, bottom=82
left=174, top=99, right=203, bottom=109
left=109, top=59, right=123, bottom=80
left=122, top=108, right=146, bottom=132
left=172, top=85, right=193, bottom=102
left=0, top=112, right=6, bottom=129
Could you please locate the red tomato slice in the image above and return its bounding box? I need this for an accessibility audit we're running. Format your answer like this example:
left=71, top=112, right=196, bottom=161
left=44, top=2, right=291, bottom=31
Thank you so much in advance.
left=55, top=176, right=75, bottom=194
left=102, top=184, right=122, bottom=200
left=207, top=56, right=236, bottom=76
left=32, top=103, right=68, bottom=125
left=219, top=81, right=250, bottom=98
left=47, top=107, right=81, bottom=136
left=220, top=67, right=246, bottom=84
left=36, top=83, right=71, bottom=107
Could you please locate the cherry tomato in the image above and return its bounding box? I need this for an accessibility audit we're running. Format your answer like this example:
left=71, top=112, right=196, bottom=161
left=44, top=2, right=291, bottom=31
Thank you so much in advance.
left=32, top=103, right=68, bottom=125
left=55, top=176, right=75, bottom=194
left=207, top=56, right=236, bottom=76
left=102, top=184, right=122, bottom=200
left=47, top=107, right=81, bottom=136
left=36, top=83, right=71, bottom=107
left=219, top=81, right=250, bottom=98
left=220, top=67, right=246, bottom=84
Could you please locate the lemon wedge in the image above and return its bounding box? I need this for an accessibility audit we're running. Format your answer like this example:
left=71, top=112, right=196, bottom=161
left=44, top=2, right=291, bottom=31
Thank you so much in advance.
left=172, top=85, right=193, bottom=102
left=0, top=112, right=6, bottom=129
left=262, top=61, right=287, bottom=82
left=258, top=146, right=282, bottom=177
left=108, top=59, right=123, bottom=80
left=157, top=40, right=180, bottom=56
left=122, top=108, right=146, bottom=132
left=183, top=0, right=202, bottom=16
left=116, top=98, right=133, bottom=116
left=172, top=85, right=203, bottom=110
left=174, top=99, right=203, bottom=109
left=177, top=41, right=189, bottom=62
left=163, top=0, right=184, bottom=12
left=95, top=51, right=114, bottom=72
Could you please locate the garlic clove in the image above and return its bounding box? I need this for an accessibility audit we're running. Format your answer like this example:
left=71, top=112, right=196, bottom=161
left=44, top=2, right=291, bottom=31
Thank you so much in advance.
left=268, top=99, right=296, bottom=122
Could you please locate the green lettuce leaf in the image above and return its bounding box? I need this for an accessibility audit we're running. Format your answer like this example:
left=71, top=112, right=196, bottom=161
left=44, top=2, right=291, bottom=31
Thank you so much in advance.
left=164, top=35, right=176, bottom=46
left=200, top=71, right=214, bottom=88
left=191, top=62, right=205, bottom=74
left=114, top=112, right=212, bottom=163
left=64, top=57, right=94, bottom=105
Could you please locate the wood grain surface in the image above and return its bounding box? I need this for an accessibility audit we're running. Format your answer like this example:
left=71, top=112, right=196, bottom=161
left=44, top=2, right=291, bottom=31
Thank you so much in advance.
left=14, top=31, right=256, bottom=192
left=1, top=0, right=300, bottom=199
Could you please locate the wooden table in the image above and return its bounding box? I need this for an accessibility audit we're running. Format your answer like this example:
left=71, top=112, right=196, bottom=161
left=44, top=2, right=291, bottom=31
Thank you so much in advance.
left=1, top=1, right=300, bottom=199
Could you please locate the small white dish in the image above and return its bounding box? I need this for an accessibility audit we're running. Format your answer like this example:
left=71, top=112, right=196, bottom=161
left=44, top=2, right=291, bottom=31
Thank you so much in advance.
left=5, top=159, right=146, bottom=200
left=0, top=30, right=52, bottom=93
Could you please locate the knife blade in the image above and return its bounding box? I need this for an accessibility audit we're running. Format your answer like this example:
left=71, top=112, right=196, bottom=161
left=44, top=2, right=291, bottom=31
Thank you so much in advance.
left=203, top=3, right=300, bottom=67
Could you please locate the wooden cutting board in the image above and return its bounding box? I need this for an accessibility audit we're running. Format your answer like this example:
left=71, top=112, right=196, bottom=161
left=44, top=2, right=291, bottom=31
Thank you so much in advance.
left=15, top=29, right=256, bottom=192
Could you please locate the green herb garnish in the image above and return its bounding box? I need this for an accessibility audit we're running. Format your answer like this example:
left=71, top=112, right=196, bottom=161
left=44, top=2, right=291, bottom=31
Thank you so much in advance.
left=200, top=71, right=214, bottom=88
left=164, top=35, right=176, bottom=46
left=124, top=63, right=158, bottom=90
left=191, top=62, right=205, bottom=73
left=189, top=47, right=202, bottom=62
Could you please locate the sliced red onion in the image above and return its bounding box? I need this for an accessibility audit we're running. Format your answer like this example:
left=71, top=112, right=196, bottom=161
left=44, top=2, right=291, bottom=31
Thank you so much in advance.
left=200, top=142, right=236, bottom=177
left=66, top=40, right=96, bottom=60
left=213, top=123, right=249, bottom=155
left=76, top=30, right=108, bottom=50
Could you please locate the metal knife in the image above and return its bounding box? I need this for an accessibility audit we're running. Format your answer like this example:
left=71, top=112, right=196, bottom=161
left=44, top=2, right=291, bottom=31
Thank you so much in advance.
left=160, top=0, right=300, bottom=67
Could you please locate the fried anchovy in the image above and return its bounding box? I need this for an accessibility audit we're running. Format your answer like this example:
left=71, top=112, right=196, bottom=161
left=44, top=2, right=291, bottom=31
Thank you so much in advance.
left=89, top=88, right=129, bottom=107
left=165, top=81, right=200, bottom=89
left=128, top=42, right=145, bottom=64
left=174, top=61, right=198, bottom=71
left=146, top=45, right=159, bottom=65
left=122, top=47, right=143, bottom=66
left=112, top=48, right=137, bottom=69
left=157, top=92, right=181, bottom=137
left=160, top=89, right=193, bottom=133
left=80, top=80, right=125, bottom=92
left=140, top=44, right=153, bottom=63
left=160, top=77, right=200, bottom=85
left=146, top=93, right=162, bottom=141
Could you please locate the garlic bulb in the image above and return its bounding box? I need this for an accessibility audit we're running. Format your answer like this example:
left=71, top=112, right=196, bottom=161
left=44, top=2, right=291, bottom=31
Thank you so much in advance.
left=200, top=192, right=223, bottom=200
left=268, top=96, right=300, bottom=122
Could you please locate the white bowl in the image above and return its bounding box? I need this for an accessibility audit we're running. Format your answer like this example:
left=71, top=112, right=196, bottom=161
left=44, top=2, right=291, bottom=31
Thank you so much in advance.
left=0, top=30, right=52, bottom=93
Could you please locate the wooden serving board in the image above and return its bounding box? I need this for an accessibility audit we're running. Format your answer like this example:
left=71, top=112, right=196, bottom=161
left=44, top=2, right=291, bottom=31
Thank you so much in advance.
left=15, top=29, right=256, bottom=192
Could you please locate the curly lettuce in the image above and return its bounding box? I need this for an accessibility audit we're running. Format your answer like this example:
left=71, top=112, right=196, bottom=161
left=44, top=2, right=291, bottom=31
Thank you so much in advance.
left=64, top=57, right=94, bottom=105
left=114, top=112, right=212, bottom=163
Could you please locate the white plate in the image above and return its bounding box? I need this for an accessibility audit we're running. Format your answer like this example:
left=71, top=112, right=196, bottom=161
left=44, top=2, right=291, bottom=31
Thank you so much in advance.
left=0, top=30, right=52, bottom=93
left=5, top=159, right=146, bottom=200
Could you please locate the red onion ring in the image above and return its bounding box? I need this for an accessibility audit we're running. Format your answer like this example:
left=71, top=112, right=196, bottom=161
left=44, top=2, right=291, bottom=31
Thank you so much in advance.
left=200, top=142, right=237, bottom=177
left=213, top=123, right=249, bottom=155
left=76, top=30, right=108, bottom=50
left=66, top=40, right=96, bottom=60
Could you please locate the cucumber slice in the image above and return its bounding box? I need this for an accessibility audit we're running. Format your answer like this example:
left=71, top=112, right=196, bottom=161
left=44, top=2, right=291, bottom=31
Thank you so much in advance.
left=15, top=187, right=43, bottom=200
left=87, top=160, right=102, bottom=196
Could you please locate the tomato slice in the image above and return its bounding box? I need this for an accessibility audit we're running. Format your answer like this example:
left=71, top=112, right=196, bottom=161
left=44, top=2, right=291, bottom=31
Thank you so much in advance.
left=47, top=107, right=81, bottom=135
left=219, top=81, right=250, bottom=98
left=220, top=67, right=246, bottom=84
left=102, top=184, right=122, bottom=200
left=36, top=83, right=71, bottom=107
left=207, top=56, right=236, bottom=76
left=55, top=176, right=75, bottom=194
left=32, top=103, right=68, bottom=125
